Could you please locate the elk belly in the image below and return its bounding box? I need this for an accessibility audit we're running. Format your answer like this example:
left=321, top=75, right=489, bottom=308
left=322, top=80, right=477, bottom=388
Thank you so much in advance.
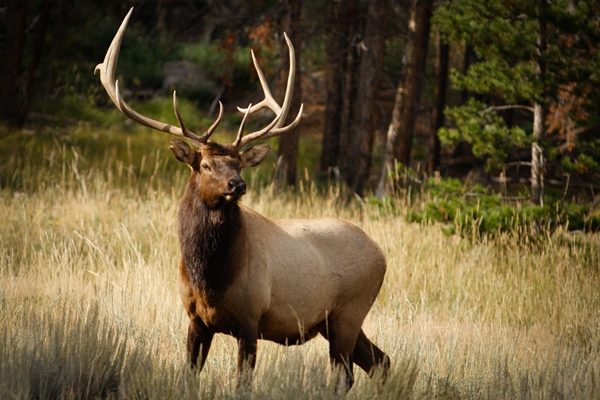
left=258, top=308, right=328, bottom=345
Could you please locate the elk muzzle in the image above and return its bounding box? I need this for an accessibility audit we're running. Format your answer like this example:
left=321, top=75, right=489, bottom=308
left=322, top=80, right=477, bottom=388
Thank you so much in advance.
left=225, top=176, right=247, bottom=201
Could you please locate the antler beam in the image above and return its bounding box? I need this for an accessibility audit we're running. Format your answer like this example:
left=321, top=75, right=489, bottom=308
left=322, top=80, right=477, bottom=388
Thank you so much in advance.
left=96, top=8, right=302, bottom=150
left=234, top=33, right=303, bottom=149
left=95, top=7, right=221, bottom=146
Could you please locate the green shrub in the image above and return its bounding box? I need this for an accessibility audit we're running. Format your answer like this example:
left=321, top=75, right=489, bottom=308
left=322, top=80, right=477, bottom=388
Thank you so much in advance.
left=405, top=177, right=599, bottom=237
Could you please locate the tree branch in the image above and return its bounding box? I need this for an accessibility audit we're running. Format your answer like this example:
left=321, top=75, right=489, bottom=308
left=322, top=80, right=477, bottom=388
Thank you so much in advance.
left=479, top=104, right=535, bottom=114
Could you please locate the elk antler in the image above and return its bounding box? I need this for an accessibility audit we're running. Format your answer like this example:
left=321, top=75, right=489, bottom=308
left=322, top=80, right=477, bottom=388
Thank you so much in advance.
left=95, top=7, right=222, bottom=146
left=234, top=33, right=304, bottom=149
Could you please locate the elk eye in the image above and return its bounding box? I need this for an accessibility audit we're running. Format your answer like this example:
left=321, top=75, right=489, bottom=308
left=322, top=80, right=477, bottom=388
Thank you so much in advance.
left=202, top=163, right=211, bottom=172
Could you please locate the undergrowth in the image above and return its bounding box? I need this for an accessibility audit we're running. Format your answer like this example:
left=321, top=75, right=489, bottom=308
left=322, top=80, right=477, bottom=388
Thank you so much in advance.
left=403, top=176, right=600, bottom=237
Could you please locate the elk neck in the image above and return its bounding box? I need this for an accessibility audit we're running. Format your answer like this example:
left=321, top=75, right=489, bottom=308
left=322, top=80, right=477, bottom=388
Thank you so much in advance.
left=178, top=176, right=242, bottom=302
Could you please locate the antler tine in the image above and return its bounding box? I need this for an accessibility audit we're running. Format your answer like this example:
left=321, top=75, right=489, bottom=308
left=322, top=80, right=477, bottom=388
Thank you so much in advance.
left=95, top=7, right=208, bottom=145
left=173, top=92, right=223, bottom=144
left=237, top=50, right=282, bottom=116
left=198, top=101, right=224, bottom=143
left=234, top=33, right=303, bottom=149
left=172, top=90, right=189, bottom=134
left=232, top=103, right=252, bottom=148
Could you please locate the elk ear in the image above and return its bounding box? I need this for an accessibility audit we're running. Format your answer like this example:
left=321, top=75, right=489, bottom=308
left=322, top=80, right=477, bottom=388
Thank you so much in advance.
left=169, top=139, right=196, bottom=165
left=240, top=145, right=270, bottom=168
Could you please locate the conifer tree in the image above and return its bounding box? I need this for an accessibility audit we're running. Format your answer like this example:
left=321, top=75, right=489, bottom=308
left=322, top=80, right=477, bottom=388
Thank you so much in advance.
left=433, top=0, right=600, bottom=204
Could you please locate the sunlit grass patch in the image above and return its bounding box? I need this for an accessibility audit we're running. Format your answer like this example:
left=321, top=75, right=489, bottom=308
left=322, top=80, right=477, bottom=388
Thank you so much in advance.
left=1, top=125, right=599, bottom=399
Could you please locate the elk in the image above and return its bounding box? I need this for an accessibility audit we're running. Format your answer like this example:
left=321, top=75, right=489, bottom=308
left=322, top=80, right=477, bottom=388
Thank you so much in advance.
left=95, top=8, right=390, bottom=391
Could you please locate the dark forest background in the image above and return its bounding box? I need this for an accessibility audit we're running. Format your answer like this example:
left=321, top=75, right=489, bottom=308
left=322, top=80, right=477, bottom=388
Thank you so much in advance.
left=1, top=0, right=600, bottom=232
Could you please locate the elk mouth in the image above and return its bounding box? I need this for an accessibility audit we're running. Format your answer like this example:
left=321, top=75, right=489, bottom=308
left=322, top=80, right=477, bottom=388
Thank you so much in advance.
left=223, top=178, right=246, bottom=201
left=222, top=188, right=246, bottom=202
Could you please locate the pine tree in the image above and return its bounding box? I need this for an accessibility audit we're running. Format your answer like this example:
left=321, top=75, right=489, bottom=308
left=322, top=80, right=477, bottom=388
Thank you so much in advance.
left=433, top=0, right=600, bottom=205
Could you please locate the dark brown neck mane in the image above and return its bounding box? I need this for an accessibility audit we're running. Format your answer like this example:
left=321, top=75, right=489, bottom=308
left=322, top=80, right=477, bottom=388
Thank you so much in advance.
left=178, top=178, right=241, bottom=302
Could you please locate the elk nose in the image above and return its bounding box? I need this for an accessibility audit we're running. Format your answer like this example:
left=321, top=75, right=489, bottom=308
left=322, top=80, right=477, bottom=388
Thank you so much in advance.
left=229, top=177, right=246, bottom=194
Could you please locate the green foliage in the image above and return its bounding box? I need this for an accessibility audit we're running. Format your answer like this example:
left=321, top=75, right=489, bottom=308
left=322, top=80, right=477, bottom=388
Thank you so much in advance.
left=35, top=93, right=210, bottom=133
left=432, top=0, right=543, bottom=176
left=37, top=96, right=125, bottom=126
left=557, top=142, right=600, bottom=179
left=116, top=32, right=176, bottom=90
left=451, top=60, right=538, bottom=104
left=439, top=99, right=531, bottom=170
left=407, top=177, right=600, bottom=237
left=303, top=34, right=327, bottom=72
left=133, top=97, right=211, bottom=131
left=43, top=2, right=176, bottom=108
left=0, top=121, right=188, bottom=194
left=433, top=0, right=539, bottom=61
left=384, top=37, right=406, bottom=83
left=180, top=41, right=277, bottom=91
left=432, top=0, right=600, bottom=188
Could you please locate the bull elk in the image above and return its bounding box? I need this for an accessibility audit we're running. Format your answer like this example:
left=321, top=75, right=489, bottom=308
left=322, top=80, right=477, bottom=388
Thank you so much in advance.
left=95, top=8, right=390, bottom=391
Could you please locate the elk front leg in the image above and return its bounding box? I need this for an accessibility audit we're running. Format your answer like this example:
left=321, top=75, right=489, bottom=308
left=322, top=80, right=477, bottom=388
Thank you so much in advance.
left=329, top=343, right=355, bottom=392
left=326, top=321, right=359, bottom=392
left=187, top=319, right=214, bottom=371
left=236, top=328, right=258, bottom=388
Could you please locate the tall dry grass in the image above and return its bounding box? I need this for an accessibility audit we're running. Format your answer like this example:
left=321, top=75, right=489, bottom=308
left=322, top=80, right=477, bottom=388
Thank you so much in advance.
left=1, top=130, right=599, bottom=399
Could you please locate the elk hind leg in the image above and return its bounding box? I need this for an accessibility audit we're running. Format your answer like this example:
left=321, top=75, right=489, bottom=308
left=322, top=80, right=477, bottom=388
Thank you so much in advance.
left=353, top=329, right=390, bottom=382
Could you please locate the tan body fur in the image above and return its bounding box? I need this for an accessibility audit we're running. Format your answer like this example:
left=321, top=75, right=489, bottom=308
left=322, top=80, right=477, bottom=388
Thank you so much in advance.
left=179, top=205, right=387, bottom=345
left=173, top=147, right=391, bottom=390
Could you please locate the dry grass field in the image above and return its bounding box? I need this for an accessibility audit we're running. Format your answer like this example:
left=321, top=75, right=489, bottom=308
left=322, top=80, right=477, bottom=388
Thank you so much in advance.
left=1, top=127, right=599, bottom=399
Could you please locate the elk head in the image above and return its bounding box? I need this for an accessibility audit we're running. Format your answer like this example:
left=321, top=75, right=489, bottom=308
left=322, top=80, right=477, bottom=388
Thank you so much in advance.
left=95, top=7, right=303, bottom=208
left=169, top=139, right=270, bottom=207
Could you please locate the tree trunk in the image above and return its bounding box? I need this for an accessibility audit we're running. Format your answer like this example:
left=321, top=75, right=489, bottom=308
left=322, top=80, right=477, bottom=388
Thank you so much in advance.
left=337, top=9, right=362, bottom=177
left=427, top=30, right=449, bottom=175
left=531, top=104, right=545, bottom=206
left=18, top=0, right=52, bottom=127
left=340, top=0, right=387, bottom=195
left=320, top=0, right=362, bottom=179
left=277, top=0, right=303, bottom=187
left=376, top=0, right=433, bottom=197
left=0, top=0, right=29, bottom=127
left=531, top=0, right=546, bottom=206
left=460, top=45, right=475, bottom=104
left=319, top=0, right=350, bottom=175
